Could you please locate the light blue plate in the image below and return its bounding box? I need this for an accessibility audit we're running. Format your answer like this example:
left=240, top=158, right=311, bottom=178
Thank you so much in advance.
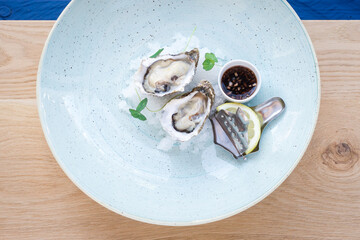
left=37, top=0, right=320, bottom=226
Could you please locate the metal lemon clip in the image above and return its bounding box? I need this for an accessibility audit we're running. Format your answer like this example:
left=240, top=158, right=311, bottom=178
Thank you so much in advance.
left=210, top=97, right=285, bottom=158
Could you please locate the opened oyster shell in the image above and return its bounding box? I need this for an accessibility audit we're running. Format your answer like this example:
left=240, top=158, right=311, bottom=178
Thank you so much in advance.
left=134, top=48, right=199, bottom=97
left=160, top=80, right=215, bottom=141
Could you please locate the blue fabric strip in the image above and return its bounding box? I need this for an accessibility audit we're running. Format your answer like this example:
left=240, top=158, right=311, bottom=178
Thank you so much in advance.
left=287, top=0, right=360, bottom=20
left=0, top=0, right=69, bottom=20
left=0, top=0, right=359, bottom=20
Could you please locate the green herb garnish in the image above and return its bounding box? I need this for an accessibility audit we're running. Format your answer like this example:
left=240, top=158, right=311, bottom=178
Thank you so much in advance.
left=183, top=26, right=197, bottom=52
left=136, top=98, right=147, bottom=112
left=202, top=53, right=218, bottom=71
left=129, top=98, right=148, bottom=121
left=150, top=48, right=164, bottom=58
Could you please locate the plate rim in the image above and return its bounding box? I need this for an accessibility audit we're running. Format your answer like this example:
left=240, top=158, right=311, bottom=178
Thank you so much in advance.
left=36, top=0, right=321, bottom=226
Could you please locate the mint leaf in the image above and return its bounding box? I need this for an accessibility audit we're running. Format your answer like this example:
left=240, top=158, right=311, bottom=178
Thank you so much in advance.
left=202, top=52, right=218, bottom=71
left=136, top=98, right=148, bottom=112
left=129, top=107, right=147, bottom=121
left=129, top=109, right=140, bottom=118
left=205, top=52, right=218, bottom=63
left=202, top=59, right=215, bottom=71
left=137, top=113, right=147, bottom=121
left=150, top=48, right=164, bottom=58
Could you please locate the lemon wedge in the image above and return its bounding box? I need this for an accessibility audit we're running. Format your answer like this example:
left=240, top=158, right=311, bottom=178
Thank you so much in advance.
left=216, top=103, right=261, bottom=154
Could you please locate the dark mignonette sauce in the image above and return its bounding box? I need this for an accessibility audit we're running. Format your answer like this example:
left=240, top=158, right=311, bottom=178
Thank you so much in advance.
left=221, top=66, right=257, bottom=100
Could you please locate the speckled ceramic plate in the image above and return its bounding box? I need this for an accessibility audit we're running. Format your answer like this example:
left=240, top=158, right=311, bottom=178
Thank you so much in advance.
left=37, top=0, right=320, bottom=226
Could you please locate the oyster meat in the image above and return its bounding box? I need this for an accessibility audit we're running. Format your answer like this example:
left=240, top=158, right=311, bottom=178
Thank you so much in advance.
left=160, top=80, right=215, bottom=141
left=134, top=48, right=199, bottom=97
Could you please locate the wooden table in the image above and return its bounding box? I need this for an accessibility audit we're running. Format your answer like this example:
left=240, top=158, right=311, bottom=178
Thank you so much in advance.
left=1, top=21, right=359, bottom=240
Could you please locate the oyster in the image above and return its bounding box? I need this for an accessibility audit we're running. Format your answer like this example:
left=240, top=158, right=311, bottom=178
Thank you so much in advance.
left=134, top=48, right=199, bottom=97
left=160, top=80, right=215, bottom=141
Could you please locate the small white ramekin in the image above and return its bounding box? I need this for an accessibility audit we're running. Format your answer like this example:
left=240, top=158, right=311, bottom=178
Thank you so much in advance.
left=218, top=60, right=261, bottom=103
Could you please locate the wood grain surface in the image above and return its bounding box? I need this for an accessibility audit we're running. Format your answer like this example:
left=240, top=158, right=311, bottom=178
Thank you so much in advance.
left=0, top=21, right=360, bottom=240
